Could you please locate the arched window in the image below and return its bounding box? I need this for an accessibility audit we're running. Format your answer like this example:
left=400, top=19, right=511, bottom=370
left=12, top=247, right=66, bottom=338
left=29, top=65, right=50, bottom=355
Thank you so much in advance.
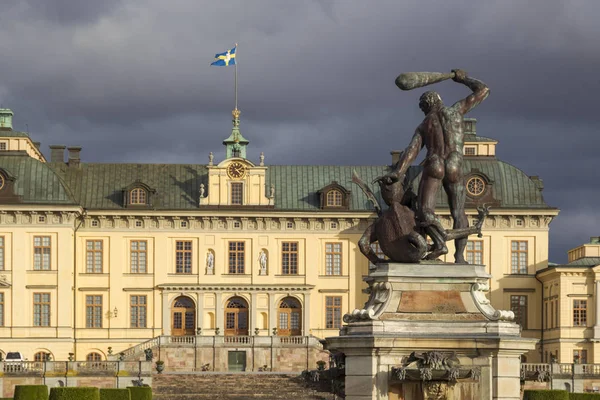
left=86, top=352, right=102, bottom=362
left=34, top=351, right=51, bottom=362
left=326, top=189, right=343, bottom=207
left=225, top=297, right=249, bottom=336
left=0, top=173, right=5, bottom=191
left=130, top=188, right=147, bottom=205
left=278, top=297, right=302, bottom=336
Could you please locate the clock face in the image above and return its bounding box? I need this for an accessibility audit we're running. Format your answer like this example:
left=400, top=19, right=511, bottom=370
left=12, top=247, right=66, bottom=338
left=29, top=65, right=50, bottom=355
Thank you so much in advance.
left=227, top=162, right=246, bottom=179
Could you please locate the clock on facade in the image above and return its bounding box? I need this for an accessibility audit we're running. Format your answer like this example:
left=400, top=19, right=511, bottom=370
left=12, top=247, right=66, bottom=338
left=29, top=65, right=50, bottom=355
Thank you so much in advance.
left=227, top=162, right=246, bottom=179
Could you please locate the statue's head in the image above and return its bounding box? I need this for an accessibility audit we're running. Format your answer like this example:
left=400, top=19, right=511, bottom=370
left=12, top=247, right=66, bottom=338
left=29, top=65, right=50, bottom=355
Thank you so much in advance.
left=377, top=178, right=405, bottom=207
left=419, top=91, right=443, bottom=114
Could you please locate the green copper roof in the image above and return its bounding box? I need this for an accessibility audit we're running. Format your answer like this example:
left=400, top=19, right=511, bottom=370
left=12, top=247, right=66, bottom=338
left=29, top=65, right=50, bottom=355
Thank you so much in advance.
left=43, top=157, right=553, bottom=211
left=406, top=159, right=549, bottom=209
left=266, top=165, right=389, bottom=211
left=0, top=154, right=76, bottom=204
left=464, top=134, right=497, bottom=143
left=0, top=130, right=29, bottom=138
left=51, top=163, right=208, bottom=209
left=566, top=257, right=600, bottom=266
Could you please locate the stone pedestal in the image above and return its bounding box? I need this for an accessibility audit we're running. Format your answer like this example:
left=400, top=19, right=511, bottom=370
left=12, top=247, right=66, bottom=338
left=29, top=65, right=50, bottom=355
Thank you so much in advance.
left=326, top=262, right=536, bottom=400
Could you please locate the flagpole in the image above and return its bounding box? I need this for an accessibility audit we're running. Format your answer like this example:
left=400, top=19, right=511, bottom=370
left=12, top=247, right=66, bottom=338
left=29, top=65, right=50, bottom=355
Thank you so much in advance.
left=234, top=43, right=238, bottom=111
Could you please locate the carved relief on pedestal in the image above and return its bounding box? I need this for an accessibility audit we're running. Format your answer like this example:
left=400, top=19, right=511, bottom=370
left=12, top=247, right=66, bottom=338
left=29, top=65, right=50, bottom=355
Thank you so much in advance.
left=470, top=282, right=514, bottom=321
left=343, top=282, right=392, bottom=323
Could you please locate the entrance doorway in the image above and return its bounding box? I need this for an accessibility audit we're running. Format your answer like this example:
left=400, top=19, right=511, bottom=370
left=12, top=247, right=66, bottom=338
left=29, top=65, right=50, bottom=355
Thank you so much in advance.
left=228, top=351, right=246, bottom=371
left=277, top=297, right=302, bottom=336
left=171, top=296, right=195, bottom=336
left=225, top=297, right=249, bottom=336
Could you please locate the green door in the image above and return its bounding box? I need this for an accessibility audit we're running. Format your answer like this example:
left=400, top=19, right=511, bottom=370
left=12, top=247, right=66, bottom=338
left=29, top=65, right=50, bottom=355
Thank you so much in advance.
left=228, top=351, right=246, bottom=372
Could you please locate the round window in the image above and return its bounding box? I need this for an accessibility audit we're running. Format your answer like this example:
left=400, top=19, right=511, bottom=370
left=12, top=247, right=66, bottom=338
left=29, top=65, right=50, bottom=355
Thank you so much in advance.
left=466, top=176, right=485, bottom=196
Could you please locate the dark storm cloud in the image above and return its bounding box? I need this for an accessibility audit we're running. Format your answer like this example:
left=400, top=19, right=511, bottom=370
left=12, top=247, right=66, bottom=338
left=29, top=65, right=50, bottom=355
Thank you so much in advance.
left=5, top=0, right=124, bottom=25
left=0, top=0, right=598, bottom=262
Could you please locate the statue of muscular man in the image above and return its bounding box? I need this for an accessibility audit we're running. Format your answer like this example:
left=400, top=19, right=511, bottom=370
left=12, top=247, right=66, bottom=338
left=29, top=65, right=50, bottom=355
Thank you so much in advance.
left=384, top=69, right=490, bottom=263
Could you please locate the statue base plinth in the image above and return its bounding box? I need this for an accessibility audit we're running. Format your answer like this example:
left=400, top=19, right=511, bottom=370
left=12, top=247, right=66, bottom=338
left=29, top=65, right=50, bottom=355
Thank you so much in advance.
left=326, top=262, right=536, bottom=400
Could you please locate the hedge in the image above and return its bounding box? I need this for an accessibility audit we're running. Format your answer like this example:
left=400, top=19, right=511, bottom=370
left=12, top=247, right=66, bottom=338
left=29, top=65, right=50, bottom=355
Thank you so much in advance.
left=99, top=388, right=130, bottom=400
left=14, top=385, right=48, bottom=400
left=127, top=387, right=152, bottom=400
left=570, top=394, right=600, bottom=400
left=524, top=390, right=569, bottom=400
left=49, top=387, right=100, bottom=400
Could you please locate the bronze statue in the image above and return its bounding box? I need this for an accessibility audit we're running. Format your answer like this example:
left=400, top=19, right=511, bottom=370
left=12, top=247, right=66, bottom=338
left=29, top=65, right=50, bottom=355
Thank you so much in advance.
left=382, top=69, right=490, bottom=263
left=354, top=170, right=488, bottom=264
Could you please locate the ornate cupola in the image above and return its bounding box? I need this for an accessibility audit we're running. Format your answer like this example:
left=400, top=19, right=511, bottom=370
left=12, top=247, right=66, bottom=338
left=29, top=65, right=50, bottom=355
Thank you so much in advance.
left=223, top=108, right=249, bottom=159
left=0, top=109, right=14, bottom=130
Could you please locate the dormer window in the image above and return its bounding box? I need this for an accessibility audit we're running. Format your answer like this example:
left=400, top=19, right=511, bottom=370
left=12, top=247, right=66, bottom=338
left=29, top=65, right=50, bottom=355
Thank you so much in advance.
left=130, top=188, right=147, bottom=205
left=0, top=142, right=6, bottom=151
left=0, top=174, right=4, bottom=191
left=123, top=181, right=155, bottom=208
left=318, top=182, right=351, bottom=210
left=326, top=190, right=343, bottom=207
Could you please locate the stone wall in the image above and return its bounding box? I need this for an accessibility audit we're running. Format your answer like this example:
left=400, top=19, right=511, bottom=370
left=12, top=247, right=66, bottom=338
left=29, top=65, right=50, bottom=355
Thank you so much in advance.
left=158, top=344, right=329, bottom=372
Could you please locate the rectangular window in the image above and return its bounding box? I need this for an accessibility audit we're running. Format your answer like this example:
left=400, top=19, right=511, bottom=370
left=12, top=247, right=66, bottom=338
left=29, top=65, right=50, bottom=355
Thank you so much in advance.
left=0, top=292, right=4, bottom=326
left=573, top=349, right=588, bottom=364
left=130, top=241, right=147, bottom=273
left=86, top=240, right=103, bottom=273
left=510, top=241, right=528, bottom=274
left=369, top=242, right=388, bottom=268
left=573, top=299, right=587, bottom=327
left=0, top=142, right=6, bottom=150
left=175, top=241, right=192, bottom=274
left=510, top=295, right=528, bottom=330
left=466, top=240, right=483, bottom=265
left=544, top=301, right=548, bottom=329
left=0, top=236, right=4, bottom=270
left=281, top=242, right=298, bottom=275
left=231, top=183, right=243, bottom=205
left=86, top=295, right=102, bottom=328
left=551, top=301, right=555, bottom=328
left=33, top=236, right=51, bottom=270
left=464, top=147, right=476, bottom=156
left=228, top=241, right=245, bottom=274
left=33, top=292, right=50, bottom=327
left=325, top=296, right=342, bottom=329
left=130, top=295, right=147, bottom=328
left=325, top=243, right=342, bottom=275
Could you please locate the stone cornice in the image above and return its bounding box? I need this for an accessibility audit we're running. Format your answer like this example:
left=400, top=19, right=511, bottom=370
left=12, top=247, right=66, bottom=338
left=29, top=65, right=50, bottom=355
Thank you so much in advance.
left=157, top=284, right=315, bottom=292
left=81, top=215, right=367, bottom=233
left=0, top=210, right=80, bottom=225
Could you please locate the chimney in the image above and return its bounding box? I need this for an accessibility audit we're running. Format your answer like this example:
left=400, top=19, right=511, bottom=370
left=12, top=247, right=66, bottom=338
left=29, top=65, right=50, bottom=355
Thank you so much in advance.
left=49, top=145, right=66, bottom=163
left=464, top=118, right=477, bottom=135
left=67, top=146, right=82, bottom=167
left=390, top=150, right=404, bottom=167
left=0, top=109, right=13, bottom=130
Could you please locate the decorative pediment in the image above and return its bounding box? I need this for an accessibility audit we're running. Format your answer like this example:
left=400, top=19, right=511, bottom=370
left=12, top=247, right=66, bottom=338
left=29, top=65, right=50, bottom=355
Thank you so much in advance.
left=318, top=181, right=351, bottom=210
left=122, top=180, right=157, bottom=208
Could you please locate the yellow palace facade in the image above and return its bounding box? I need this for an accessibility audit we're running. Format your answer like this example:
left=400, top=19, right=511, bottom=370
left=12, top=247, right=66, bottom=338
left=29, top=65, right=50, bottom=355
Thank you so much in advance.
left=0, top=108, right=560, bottom=364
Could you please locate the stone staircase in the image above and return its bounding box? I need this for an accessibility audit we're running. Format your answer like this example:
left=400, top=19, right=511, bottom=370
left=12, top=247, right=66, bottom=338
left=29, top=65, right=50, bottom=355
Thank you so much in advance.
left=152, top=373, right=333, bottom=400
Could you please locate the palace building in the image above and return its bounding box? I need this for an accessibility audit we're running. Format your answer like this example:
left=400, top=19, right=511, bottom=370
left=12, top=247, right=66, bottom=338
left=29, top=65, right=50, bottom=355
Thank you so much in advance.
left=0, top=107, right=559, bottom=367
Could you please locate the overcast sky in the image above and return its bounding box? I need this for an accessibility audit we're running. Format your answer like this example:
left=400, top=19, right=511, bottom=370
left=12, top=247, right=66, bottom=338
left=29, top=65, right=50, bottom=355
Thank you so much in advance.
left=0, top=0, right=598, bottom=263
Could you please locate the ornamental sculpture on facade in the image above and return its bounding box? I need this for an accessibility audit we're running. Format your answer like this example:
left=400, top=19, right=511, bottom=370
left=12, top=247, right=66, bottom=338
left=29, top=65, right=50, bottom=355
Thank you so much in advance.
left=391, top=351, right=480, bottom=383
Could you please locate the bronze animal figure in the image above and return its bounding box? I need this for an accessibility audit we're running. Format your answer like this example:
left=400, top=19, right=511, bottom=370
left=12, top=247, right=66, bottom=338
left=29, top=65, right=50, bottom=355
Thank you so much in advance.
left=353, top=170, right=488, bottom=264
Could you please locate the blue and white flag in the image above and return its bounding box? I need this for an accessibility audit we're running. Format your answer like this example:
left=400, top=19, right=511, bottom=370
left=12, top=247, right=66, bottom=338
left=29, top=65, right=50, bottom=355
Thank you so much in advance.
left=211, top=46, right=236, bottom=66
